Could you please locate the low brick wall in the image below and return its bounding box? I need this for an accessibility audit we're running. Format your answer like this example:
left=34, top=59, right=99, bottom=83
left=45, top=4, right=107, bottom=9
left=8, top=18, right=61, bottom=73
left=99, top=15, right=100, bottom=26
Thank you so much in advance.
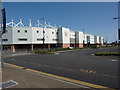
left=75, top=44, right=83, bottom=48
left=58, top=43, right=70, bottom=48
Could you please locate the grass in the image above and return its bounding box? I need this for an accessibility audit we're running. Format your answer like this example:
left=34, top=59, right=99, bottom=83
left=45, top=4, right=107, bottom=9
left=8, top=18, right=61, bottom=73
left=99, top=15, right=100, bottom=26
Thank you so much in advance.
left=94, top=52, right=120, bottom=56
left=49, top=48, right=73, bottom=51
left=33, top=48, right=73, bottom=54
left=33, top=50, right=54, bottom=54
left=32, top=46, right=117, bottom=54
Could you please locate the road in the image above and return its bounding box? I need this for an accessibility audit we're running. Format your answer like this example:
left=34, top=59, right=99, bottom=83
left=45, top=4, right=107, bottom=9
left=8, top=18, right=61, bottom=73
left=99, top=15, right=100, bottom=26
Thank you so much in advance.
left=4, top=47, right=119, bottom=89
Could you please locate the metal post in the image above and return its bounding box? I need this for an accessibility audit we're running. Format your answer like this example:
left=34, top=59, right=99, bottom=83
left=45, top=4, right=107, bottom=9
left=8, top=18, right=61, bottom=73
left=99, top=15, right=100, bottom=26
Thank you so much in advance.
left=31, top=44, right=33, bottom=51
left=104, top=32, right=107, bottom=47
left=0, top=1, right=2, bottom=89
left=0, top=9, right=3, bottom=68
left=118, top=2, right=120, bottom=45
left=42, top=17, right=45, bottom=49
left=82, top=28, right=85, bottom=47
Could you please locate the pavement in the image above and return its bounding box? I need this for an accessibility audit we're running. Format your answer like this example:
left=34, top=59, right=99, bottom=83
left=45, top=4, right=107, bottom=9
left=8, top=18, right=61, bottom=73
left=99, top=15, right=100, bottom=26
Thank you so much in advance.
left=2, top=64, right=85, bottom=88
left=3, top=46, right=119, bottom=89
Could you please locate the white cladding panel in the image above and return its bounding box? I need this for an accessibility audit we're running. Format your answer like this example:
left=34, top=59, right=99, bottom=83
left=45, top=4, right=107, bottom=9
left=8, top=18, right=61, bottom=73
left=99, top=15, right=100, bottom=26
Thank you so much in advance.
left=75, top=31, right=83, bottom=43
left=94, top=36, right=99, bottom=44
left=58, top=27, right=70, bottom=44
left=100, top=37, right=104, bottom=44
left=70, top=31, right=75, bottom=38
left=84, top=33, right=88, bottom=44
left=2, top=27, right=103, bottom=46
left=2, top=27, right=13, bottom=44
left=62, top=27, right=70, bottom=43
left=12, top=27, right=32, bottom=44
left=83, top=33, right=95, bottom=44
left=44, top=28, right=58, bottom=44
left=5, top=27, right=58, bottom=44
left=69, top=31, right=75, bottom=43
left=31, top=27, right=43, bottom=44
left=90, top=35, right=95, bottom=44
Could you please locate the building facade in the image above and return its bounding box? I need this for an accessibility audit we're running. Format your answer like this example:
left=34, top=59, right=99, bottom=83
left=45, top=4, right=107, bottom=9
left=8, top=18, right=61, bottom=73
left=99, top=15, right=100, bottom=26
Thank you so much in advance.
left=2, top=20, right=104, bottom=52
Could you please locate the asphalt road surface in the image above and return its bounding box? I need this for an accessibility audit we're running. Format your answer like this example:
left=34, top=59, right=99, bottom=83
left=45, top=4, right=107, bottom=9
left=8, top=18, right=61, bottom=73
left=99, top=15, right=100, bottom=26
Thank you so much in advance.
left=4, top=47, right=119, bottom=89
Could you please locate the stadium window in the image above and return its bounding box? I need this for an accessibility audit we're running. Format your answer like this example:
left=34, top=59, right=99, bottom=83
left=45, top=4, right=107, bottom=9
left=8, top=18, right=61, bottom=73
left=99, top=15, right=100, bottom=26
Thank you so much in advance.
left=18, top=38, right=27, bottom=41
left=25, top=30, right=27, bottom=33
left=2, top=39, right=8, bottom=41
left=17, top=30, right=20, bottom=33
left=37, top=38, right=43, bottom=41
left=52, top=39, right=58, bottom=41
left=37, top=31, right=39, bottom=33
left=52, top=32, right=54, bottom=34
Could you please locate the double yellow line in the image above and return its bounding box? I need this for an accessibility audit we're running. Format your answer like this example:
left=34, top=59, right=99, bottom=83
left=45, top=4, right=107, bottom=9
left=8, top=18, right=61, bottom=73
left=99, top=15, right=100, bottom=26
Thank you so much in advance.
left=4, top=62, right=116, bottom=90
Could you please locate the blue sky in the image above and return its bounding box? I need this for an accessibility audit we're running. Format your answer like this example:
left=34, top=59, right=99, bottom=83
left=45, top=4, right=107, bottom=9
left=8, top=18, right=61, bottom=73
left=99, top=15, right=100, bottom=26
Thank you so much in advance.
left=2, top=2, right=118, bottom=42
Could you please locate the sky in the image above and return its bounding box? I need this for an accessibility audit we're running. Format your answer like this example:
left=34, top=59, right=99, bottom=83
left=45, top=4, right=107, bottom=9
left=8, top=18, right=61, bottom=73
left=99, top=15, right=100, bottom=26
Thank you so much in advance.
left=2, top=2, right=118, bottom=43
left=2, top=0, right=120, bottom=2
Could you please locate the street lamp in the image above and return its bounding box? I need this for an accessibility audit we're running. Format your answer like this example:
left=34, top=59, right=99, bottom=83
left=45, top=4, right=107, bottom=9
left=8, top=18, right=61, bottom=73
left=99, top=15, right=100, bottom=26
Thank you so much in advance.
left=80, top=28, right=85, bottom=47
left=1, top=8, right=6, bottom=67
left=40, top=17, right=45, bottom=49
left=113, top=17, right=120, bottom=44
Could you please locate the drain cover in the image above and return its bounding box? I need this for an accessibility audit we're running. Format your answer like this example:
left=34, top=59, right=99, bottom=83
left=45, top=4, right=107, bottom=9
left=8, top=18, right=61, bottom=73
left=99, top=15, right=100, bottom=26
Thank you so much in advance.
left=0, top=80, right=18, bottom=88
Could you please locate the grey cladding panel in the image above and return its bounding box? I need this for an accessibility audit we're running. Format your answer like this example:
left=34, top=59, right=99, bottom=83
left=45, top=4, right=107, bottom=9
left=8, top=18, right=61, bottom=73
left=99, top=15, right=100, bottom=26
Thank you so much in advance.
left=70, top=38, right=75, bottom=43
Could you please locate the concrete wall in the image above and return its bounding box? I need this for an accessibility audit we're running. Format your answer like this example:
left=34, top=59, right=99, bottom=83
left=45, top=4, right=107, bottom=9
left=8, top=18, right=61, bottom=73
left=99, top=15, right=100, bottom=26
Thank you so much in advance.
left=2, top=27, right=13, bottom=44
left=75, top=31, right=83, bottom=44
left=101, top=37, right=104, bottom=44
left=75, top=31, right=84, bottom=48
left=58, top=27, right=70, bottom=48
left=94, top=36, right=99, bottom=44
left=12, top=27, right=32, bottom=44
left=90, top=35, right=95, bottom=44
left=84, top=33, right=95, bottom=44
left=69, top=31, right=75, bottom=43
left=2, top=27, right=104, bottom=49
left=3, top=27, right=58, bottom=45
left=44, top=28, right=58, bottom=44
left=31, top=27, right=43, bottom=44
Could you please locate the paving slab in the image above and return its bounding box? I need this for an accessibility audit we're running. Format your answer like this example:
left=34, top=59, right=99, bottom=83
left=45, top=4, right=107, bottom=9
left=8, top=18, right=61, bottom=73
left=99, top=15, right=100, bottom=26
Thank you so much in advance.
left=2, top=65, right=84, bottom=88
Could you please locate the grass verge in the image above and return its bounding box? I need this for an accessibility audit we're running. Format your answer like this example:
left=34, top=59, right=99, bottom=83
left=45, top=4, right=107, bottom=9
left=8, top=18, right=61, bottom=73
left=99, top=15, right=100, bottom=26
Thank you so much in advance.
left=33, top=50, right=54, bottom=54
left=49, top=48, right=73, bottom=51
left=94, top=52, right=120, bottom=56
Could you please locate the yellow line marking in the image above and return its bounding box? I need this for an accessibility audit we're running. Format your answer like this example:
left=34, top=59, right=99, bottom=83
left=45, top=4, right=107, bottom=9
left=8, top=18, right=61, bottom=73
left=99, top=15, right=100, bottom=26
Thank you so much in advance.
left=26, top=68, right=114, bottom=89
left=11, top=59, right=15, bottom=60
left=80, top=69, right=96, bottom=74
left=4, top=62, right=24, bottom=69
left=4, top=62, right=116, bottom=89
left=102, top=74, right=115, bottom=78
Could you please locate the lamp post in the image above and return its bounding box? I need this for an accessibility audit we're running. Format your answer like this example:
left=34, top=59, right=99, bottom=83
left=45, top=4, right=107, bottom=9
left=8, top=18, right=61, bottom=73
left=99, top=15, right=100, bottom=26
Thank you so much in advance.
left=113, top=17, right=120, bottom=44
left=81, top=28, right=85, bottom=47
left=104, top=32, right=107, bottom=47
left=40, top=17, right=45, bottom=49
left=113, top=2, right=120, bottom=44
left=1, top=8, right=6, bottom=67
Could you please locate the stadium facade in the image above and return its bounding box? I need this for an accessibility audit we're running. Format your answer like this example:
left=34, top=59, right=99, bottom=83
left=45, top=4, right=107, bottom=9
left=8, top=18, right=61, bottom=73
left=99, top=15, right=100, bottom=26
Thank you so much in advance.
left=2, top=19, right=104, bottom=52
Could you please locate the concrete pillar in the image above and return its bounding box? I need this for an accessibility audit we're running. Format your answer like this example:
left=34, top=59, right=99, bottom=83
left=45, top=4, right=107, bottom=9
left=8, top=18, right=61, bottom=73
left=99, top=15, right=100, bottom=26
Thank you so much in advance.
left=31, top=44, right=33, bottom=51
left=62, top=44, right=70, bottom=48
left=74, top=44, right=76, bottom=48
left=48, top=44, right=50, bottom=50
left=11, top=45, right=15, bottom=52
left=75, top=44, right=83, bottom=48
left=56, top=44, right=57, bottom=47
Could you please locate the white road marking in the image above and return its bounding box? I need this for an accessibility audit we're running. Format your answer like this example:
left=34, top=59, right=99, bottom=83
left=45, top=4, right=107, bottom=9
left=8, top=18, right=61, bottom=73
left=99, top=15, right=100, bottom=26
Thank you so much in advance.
left=0, top=80, right=18, bottom=88
left=109, top=59, right=118, bottom=62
